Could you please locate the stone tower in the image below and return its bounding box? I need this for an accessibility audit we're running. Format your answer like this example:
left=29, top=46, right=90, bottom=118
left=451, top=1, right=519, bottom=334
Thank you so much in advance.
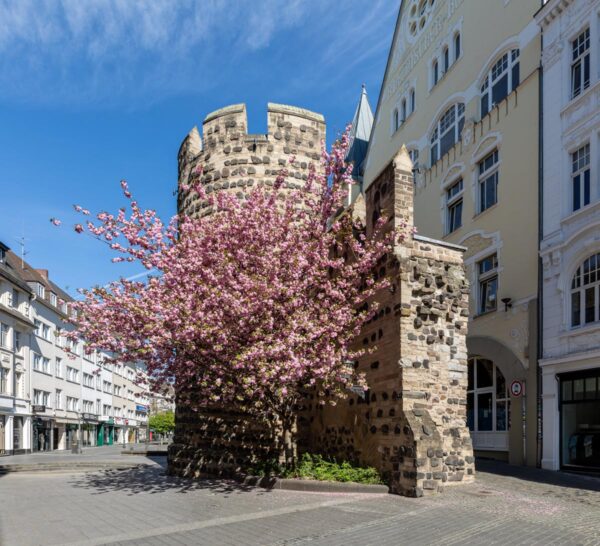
left=170, top=102, right=474, bottom=497
left=177, top=103, right=325, bottom=217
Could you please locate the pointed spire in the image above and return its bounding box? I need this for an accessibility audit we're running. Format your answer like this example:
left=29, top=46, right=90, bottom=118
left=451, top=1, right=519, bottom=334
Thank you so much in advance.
left=346, top=85, right=374, bottom=183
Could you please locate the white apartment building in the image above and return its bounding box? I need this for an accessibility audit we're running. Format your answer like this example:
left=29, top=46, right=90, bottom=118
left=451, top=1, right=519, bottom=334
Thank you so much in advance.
left=0, top=242, right=151, bottom=453
left=537, top=0, right=600, bottom=473
left=0, top=244, right=34, bottom=454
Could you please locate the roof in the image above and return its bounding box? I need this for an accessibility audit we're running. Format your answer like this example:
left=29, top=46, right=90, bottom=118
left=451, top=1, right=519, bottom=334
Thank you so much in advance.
left=0, top=242, right=74, bottom=318
left=346, top=85, right=374, bottom=182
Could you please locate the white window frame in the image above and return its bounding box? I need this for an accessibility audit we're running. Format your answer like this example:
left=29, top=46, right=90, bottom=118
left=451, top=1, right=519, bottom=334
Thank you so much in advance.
left=467, top=357, right=509, bottom=433
left=0, top=323, right=9, bottom=349
left=477, top=253, right=498, bottom=315
left=55, top=389, right=62, bottom=410
left=430, top=103, right=465, bottom=165
left=478, top=149, right=499, bottom=213
left=571, top=252, right=600, bottom=328
left=571, top=28, right=590, bottom=99
left=446, top=179, right=464, bottom=234
left=480, top=49, right=519, bottom=117
left=571, top=143, right=590, bottom=212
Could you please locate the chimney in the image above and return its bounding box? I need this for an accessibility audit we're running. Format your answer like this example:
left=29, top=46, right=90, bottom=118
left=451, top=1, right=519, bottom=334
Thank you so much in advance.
left=35, top=269, right=49, bottom=280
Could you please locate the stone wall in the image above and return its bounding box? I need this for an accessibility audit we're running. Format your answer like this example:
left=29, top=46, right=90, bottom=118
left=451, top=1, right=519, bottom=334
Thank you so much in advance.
left=177, top=103, right=325, bottom=218
left=300, top=148, right=475, bottom=496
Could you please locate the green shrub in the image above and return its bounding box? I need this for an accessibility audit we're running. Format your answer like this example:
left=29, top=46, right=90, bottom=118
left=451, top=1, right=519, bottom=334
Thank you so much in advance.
left=248, top=454, right=384, bottom=485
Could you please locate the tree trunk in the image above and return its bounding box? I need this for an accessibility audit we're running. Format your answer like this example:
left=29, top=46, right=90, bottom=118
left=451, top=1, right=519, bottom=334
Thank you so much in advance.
left=280, top=414, right=298, bottom=468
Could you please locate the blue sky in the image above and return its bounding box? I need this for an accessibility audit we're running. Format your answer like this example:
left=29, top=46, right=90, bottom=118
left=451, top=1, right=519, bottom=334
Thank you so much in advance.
left=0, top=0, right=398, bottom=295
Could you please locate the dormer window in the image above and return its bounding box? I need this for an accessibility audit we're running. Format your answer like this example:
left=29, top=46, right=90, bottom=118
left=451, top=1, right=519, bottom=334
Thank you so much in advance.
left=29, top=282, right=45, bottom=299
left=50, top=292, right=57, bottom=307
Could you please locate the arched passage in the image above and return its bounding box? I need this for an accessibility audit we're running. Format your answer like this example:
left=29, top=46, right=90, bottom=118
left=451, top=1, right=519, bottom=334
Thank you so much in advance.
left=467, top=336, right=527, bottom=465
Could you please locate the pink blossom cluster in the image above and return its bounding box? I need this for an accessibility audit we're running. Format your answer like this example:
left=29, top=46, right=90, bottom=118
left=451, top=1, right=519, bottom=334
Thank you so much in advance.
left=61, top=131, right=411, bottom=424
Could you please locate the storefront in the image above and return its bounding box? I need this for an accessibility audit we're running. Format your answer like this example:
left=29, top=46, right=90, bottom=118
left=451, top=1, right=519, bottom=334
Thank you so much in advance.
left=97, top=418, right=114, bottom=446
left=33, top=417, right=53, bottom=452
left=559, top=369, right=600, bottom=471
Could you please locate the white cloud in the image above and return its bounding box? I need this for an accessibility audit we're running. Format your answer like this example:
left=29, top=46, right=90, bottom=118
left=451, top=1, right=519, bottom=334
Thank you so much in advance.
left=0, top=0, right=398, bottom=107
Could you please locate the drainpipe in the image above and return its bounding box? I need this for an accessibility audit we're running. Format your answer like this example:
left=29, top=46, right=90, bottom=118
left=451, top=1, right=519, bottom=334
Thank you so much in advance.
left=536, top=31, right=544, bottom=469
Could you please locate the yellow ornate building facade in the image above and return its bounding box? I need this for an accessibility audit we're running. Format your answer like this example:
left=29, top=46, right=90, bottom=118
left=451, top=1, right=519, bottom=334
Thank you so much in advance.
left=363, top=0, right=541, bottom=466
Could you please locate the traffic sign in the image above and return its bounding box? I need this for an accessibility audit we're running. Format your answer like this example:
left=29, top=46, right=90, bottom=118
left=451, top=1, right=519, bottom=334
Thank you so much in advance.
left=510, top=380, right=524, bottom=397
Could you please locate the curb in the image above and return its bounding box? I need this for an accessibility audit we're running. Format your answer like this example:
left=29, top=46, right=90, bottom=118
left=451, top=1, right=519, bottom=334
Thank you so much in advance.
left=238, top=475, right=389, bottom=494
left=0, top=462, right=149, bottom=474
left=121, top=450, right=168, bottom=456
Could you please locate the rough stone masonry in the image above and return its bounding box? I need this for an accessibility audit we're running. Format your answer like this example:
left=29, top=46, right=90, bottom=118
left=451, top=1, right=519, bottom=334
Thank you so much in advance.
left=171, top=103, right=475, bottom=496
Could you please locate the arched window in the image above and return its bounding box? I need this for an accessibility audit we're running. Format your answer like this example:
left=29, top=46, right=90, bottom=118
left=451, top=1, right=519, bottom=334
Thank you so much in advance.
left=481, top=49, right=520, bottom=117
left=430, top=103, right=465, bottom=165
left=454, top=32, right=461, bottom=60
left=571, top=252, right=600, bottom=327
left=393, top=108, right=399, bottom=132
left=467, top=357, right=509, bottom=433
left=401, top=99, right=407, bottom=123
left=443, top=46, right=450, bottom=73
left=410, top=88, right=416, bottom=114
left=432, top=59, right=439, bottom=86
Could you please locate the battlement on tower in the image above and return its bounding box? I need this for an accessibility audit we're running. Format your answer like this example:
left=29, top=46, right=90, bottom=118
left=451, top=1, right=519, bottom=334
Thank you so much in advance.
left=177, top=103, right=326, bottom=217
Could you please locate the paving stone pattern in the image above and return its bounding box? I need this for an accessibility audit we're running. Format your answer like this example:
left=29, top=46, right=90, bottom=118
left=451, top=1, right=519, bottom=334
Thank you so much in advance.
left=1, top=458, right=600, bottom=545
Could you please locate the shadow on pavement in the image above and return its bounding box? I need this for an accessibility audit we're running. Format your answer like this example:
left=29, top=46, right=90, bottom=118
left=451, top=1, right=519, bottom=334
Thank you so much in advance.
left=68, top=456, right=271, bottom=497
left=476, top=458, right=600, bottom=493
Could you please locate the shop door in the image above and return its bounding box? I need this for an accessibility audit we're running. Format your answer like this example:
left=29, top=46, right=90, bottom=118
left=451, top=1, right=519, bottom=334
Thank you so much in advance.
left=560, top=370, right=600, bottom=471
left=97, top=425, right=104, bottom=446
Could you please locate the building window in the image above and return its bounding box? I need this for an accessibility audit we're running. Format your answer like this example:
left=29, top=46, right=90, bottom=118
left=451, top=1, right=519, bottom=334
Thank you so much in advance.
left=393, top=108, right=399, bottom=133
left=67, top=396, right=78, bottom=412
left=572, top=28, right=590, bottom=99
left=12, top=289, right=19, bottom=309
left=55, top=389, right=62, bottom=410
left=34, top=355, right=50, bottom=374
left=443, top=46, right=449, bottom=72
left=83, top=373, right=94, bottom=388
left=401, top=99, right=407, bottom=123
left=571, top=144, right=590, bottom=211
left=55, top=357, right=62, bottom=378
left=446, top=179, right=463, bottom=234
left=408, top=149, right=419, bottom=176
left=34, top=319, right=42, bottom=337
left=481, top=49, right=519, bottom=117
left=410, top=88, right=416, bottom=114
left=33, top=389, right=50, bottom=406
left=50, top=292, right=57, bottom=306
left=0, top=366, right=8, bottom=394
left=0, top=323, right=9, bottom=349
left=571, top=252, right=600, bottom=328
left=432, top=59, right=439, bottom=86
left=478, top=150, right=499, bottom=213
left=104, top=380, right=112, bottom=393
left=42, top=323, right=51, bottom=340
left=467, top=357, right=509, bottom=433
left=29, top=282, right=45, bottom=298
left=14, top=331, right=21, bottom=353
left=66, top=366, right=79, bottom=383
left=478, top=254, right=498, bottom=314
left=454, top=32, right=461, bottom=60
left=430, top=103, right=465, bottom=165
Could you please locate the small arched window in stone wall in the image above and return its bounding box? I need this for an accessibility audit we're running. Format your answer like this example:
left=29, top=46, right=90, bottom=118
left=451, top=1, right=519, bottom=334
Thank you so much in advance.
left=571, top=252, right=600, bottom=327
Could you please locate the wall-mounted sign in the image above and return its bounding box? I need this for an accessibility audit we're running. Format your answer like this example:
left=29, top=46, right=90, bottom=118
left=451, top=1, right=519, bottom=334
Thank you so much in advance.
left=135, top=404, right=147, bottom=412
left=510, top=380, right=524, bottom=397
left=32, top=405, right=46, bottom=413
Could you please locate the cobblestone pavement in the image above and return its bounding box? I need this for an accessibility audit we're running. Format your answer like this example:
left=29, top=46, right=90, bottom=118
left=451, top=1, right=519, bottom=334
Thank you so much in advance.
left=1, top=458, right=600, bottom=546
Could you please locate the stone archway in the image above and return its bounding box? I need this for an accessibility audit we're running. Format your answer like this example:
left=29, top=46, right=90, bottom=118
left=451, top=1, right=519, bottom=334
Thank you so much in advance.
left=467, top=336, right=527, bottom=465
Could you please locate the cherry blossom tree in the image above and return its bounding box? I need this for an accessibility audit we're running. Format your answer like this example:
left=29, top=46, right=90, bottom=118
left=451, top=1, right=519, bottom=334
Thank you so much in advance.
left=58, top=131, right=410, bottom=464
